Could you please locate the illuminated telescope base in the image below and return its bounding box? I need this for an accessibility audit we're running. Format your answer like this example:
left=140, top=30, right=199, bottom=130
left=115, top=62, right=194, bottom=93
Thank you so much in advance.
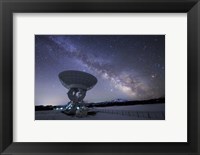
left=63, top=102, right=89, bottom=117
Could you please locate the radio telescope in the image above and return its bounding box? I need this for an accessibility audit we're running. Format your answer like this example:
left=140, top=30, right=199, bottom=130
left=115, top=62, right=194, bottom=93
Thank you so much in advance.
left=58, top=70, right=97, bottom=116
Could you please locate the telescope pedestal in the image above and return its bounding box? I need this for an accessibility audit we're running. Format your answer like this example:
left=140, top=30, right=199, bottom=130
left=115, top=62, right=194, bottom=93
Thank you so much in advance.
left=63, top=88, right=88, bottom=117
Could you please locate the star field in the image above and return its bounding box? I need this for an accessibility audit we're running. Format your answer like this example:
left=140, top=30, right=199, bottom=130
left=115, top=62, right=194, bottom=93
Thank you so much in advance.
left=35, top=35, right=165, bottom=105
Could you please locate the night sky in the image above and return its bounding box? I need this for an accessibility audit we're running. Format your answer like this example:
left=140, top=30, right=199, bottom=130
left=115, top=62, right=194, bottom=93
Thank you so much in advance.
left=35, top=35, right=165, bottom=106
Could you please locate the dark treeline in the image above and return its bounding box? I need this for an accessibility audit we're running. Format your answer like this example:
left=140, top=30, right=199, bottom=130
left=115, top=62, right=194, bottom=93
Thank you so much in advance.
left=35, top=97, right=165, bottom=111
left=35, top=105, right=54, bottom=111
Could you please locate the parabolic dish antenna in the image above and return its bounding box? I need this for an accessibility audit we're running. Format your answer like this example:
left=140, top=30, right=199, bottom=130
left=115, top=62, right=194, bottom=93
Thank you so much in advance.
left=58, top=70, right=97, bottom=90
left=58, top=70, right=97, bottom=117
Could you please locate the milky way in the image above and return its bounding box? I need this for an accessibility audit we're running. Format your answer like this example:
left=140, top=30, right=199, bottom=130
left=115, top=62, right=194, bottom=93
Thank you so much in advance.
left=35, top=35, right=165, bottom=105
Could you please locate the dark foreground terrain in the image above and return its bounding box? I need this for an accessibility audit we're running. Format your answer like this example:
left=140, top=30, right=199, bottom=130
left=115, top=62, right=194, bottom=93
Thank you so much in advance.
left=35, top=103, right=165, bottom=120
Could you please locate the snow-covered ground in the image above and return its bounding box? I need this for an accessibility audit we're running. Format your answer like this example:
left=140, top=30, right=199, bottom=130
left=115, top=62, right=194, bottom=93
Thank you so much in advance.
left=96, top=103, right=165, bottom=111
left=35, top=103, right=165, bottom=120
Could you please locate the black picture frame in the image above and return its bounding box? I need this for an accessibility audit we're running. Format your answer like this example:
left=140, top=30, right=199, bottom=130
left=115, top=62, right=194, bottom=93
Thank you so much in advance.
left=0, top=0, right=200, bottom=154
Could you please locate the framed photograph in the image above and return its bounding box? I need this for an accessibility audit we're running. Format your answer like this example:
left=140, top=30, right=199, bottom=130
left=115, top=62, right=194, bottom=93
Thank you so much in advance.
left=0, top=0, right=199, bottom=154
left=34, top=34, right=165, bottom=121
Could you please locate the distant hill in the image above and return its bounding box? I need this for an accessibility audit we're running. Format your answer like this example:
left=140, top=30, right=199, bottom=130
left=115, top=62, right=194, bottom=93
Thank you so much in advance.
left=85, top=97, right=165, bottom=107
left=111, top=99, right=128, bottom=102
